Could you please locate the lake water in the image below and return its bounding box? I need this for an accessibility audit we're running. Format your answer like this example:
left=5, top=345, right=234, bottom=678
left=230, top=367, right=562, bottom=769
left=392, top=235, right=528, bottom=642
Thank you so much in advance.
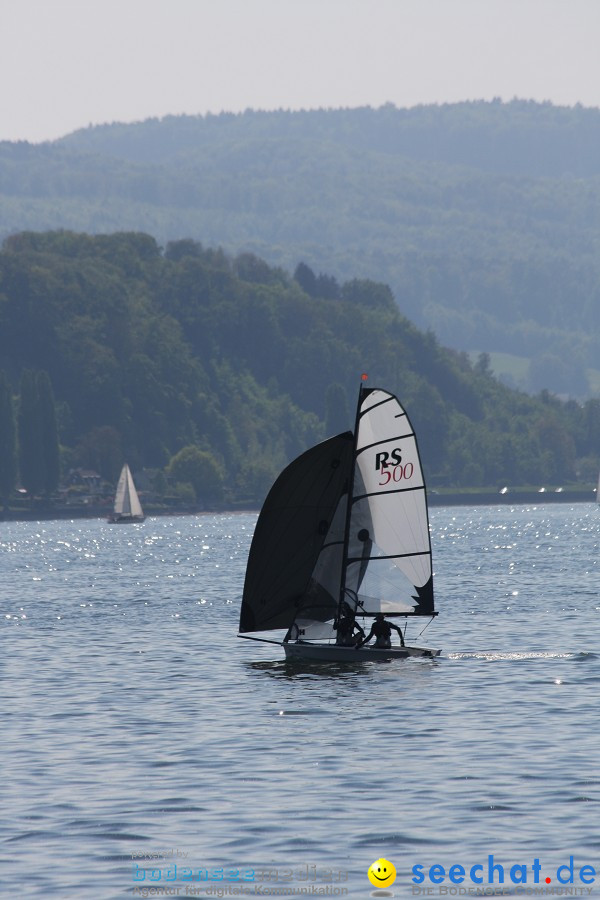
left=1, top=505, right=600, bottom=898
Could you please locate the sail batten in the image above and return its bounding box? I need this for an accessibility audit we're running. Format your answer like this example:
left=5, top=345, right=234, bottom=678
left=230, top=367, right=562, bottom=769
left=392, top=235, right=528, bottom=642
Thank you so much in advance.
left=347, top=550, right=431, bottom=562
left=356, top=431, right=415, bottom=455
left=353, top=483, right=426, bottom=502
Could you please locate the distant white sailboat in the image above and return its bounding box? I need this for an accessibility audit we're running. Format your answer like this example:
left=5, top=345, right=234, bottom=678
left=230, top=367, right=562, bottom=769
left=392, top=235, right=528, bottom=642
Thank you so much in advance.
left=108, top=464, right=145, bottom=523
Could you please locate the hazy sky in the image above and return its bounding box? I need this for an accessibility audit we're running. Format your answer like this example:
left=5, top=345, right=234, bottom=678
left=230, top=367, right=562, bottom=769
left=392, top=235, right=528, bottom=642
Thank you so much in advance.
left=3, top=0, right=600, bottom=143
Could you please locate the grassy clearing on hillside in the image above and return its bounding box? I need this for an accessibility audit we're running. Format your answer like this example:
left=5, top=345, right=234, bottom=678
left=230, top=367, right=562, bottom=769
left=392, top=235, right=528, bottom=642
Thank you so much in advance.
left=470, top=350, right=600, bottom=398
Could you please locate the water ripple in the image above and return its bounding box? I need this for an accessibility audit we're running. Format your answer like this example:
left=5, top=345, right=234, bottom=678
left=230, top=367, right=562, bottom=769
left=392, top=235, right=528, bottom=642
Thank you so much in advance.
left=2, top=508, right=600, bottom=897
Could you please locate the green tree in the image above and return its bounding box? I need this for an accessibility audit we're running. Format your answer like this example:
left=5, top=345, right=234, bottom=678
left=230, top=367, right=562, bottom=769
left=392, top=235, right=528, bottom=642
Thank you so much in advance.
left=581, top=399, right=600, bottom=456
left=325, top=383, right=350, bottom=435
left=534, top=414, right=577, bottom=483
left=0, top=371, right=17, bottom=506
left=74, top=426, right=123, bottom=482
left=342, top=279, right=396, bottom=312
left=406, top=380, right=450, bottom=472
left=474, top=352, right=492, bottom=376
left=37, top=370, right=60, bottom=493
left=235, top=458, right=279, bottom=505
left=293, top=262, right=318, bottom=297
left=18, top=369, right=45, bottom=496
left=167, top=445, right=225, bottom=504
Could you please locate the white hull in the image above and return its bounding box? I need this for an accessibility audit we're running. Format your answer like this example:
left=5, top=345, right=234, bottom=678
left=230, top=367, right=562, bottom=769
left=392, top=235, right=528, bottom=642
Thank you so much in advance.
left=283, top=641, right=441, bottom=662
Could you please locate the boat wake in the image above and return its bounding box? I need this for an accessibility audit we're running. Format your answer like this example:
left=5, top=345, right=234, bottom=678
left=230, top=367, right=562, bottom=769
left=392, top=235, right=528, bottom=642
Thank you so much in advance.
left=448, top=650, right=594, bottom=661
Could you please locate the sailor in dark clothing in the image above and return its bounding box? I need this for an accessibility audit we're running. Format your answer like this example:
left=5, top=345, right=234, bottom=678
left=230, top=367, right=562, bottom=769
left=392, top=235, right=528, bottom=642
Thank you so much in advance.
left=334, top=600, right=365, bottom=647
left=356, top=612, right=405, bottom=649
left=335, top=611, right=365, bottom=647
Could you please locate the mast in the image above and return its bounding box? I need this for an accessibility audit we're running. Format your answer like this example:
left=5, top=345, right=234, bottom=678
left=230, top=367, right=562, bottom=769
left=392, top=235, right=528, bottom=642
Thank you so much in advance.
left=337, top=374, right=368, bottom=618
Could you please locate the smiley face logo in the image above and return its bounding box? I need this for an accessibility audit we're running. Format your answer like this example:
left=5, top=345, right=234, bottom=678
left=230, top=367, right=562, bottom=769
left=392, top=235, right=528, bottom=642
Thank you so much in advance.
left=367, top=858, right=396, bottom=888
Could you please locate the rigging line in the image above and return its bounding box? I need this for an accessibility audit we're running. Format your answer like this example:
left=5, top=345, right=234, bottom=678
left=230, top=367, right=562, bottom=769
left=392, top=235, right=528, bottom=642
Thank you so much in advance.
left=416, top=616, right=436, bottom=637
left=237, top=634, right=284, bottom=645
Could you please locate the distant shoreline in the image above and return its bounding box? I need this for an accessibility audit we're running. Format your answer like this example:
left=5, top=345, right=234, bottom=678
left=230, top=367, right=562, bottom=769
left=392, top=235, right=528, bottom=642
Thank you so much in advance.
left=427, top=489, right=597, bottom=507
left=1, top=489, right=597, bottom=523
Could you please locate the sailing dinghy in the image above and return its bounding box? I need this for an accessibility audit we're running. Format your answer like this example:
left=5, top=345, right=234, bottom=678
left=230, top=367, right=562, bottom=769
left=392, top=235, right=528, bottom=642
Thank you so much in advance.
left=238, top=379, right=440, bottom=661
left=108, top=464, right=145, bottom=524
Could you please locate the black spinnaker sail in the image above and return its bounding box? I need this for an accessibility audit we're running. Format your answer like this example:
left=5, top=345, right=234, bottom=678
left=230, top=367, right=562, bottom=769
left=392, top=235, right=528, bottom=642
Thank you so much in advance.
left=239, top=432, right=353, bottom=633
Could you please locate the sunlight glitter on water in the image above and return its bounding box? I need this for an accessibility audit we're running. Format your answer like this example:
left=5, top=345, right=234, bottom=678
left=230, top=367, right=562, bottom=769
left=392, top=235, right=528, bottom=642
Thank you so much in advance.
left=1, top=506, right=600, bottom=897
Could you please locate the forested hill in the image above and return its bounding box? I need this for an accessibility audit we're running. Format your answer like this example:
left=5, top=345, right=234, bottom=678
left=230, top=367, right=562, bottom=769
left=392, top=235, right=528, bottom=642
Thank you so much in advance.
left=1, top=230, right=599, bottom=506
left=56, top=101, right=600, bottom=178
left=2, top=101, right=600, bottom=399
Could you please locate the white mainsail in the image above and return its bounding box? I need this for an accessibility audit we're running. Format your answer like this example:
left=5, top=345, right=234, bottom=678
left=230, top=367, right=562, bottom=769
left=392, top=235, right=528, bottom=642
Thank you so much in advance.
left=295, top=386, right=434, bottom=633
left=113, top=464, right=144, bottom=519
left=344, top=388, right=433, bottom=615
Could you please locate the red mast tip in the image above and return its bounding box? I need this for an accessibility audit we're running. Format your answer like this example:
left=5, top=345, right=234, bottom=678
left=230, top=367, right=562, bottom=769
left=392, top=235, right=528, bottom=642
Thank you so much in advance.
left=361, top=373, right=368, bottom=382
